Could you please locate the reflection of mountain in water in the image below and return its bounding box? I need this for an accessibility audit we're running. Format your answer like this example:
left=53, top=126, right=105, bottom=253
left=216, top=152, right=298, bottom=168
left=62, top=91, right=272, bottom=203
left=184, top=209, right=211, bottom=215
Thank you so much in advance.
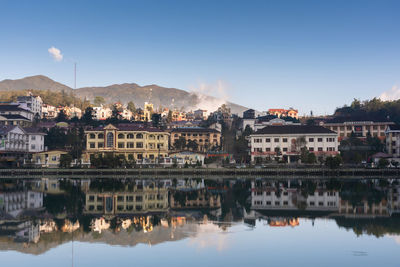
left=1, top=178, right=400, bottom=254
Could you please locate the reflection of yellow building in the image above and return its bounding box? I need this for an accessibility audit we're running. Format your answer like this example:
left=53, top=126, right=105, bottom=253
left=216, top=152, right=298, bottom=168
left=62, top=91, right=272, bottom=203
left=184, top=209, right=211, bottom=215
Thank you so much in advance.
left=33, top=178, right=65, bottom=195
left=169, top=189, right=221, bottom=209
left=84, top=183, right=169, bottom=215
left=269, top=218, right=299, bottom=227
left=338, top=199, right=389, bottom=218
left=84, top=124, right=170, bottom=161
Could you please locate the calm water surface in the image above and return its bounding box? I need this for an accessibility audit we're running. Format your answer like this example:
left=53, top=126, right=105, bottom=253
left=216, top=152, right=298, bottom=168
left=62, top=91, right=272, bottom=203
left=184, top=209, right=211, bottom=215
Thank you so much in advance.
left=0, top=178, right=399, bottom=266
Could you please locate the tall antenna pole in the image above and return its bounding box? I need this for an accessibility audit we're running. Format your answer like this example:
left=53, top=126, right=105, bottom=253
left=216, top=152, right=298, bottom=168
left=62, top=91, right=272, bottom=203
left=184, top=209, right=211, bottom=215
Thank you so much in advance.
left=74, top=63, right=77, bottom=90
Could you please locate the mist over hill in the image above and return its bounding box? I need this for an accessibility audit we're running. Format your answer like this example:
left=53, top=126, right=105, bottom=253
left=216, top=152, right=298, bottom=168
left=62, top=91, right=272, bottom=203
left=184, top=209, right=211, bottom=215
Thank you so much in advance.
left=0, top=75, right=248, bottom=114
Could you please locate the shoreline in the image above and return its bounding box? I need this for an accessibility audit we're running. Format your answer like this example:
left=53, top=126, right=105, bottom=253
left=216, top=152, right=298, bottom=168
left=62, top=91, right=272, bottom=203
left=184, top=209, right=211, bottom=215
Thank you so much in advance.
left=1, top=167, right=399, bottom=179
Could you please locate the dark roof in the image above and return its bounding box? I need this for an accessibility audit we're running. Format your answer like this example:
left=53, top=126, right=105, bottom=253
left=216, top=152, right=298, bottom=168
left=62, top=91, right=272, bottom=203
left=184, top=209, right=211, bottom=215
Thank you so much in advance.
left=0, top=125, right=18, bottom=134
left=0, top=104, right=33, bottom=113
left=0, top=114, right=30, bottom=120
left=24, top=127, right=46, bottom=134
left=388, top=125, right=400, bottom=131
left=171, top=127, right=220, bottom=133
left=254, top=125, right=336, bottom=135
left=88, top=124, right=165, bottom=132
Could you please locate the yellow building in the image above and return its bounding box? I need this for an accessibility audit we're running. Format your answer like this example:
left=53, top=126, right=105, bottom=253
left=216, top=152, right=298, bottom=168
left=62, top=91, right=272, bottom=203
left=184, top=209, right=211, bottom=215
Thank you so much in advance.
left=170, top=128, right=221, bottom=152
left=84, top=124, right=169, bottom=161
left=32, top=150, right=68, bottom=168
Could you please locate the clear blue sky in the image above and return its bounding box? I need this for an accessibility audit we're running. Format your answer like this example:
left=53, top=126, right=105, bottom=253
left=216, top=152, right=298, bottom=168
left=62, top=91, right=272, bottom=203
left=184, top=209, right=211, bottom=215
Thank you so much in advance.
left=1, top=0, right=399, bottom=115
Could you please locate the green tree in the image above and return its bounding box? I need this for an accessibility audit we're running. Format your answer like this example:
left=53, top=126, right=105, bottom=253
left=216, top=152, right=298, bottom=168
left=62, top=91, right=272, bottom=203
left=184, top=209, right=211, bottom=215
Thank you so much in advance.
left=59, top=154, right=73, bottom=168
left=174, top=137, right=187, bottom=150
left=378, top=158, right=389, bottom=168
left=94, top=96, right=105, bottom=106
left=82, top=107, right=94, bottom=124
left=56, top=109, right=68, bottom=122
left=127, top=101, right=136, bottom=113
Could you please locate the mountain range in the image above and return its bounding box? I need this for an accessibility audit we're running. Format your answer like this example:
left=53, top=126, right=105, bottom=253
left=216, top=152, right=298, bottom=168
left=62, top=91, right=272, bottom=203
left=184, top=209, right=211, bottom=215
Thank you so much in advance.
left=0, top=75, right=247, bottom=114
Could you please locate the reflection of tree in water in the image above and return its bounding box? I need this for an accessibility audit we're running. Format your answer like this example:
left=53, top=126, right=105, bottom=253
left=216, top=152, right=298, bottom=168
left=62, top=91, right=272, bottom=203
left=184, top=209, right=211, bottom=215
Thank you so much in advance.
left=339, top=181, right=386, bottom=207
left=335, top=217, right=400, bottom=238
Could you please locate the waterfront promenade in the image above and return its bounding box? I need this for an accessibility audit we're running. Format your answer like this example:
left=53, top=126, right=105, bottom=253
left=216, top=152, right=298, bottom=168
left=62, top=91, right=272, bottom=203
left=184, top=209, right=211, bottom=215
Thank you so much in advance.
left=0, top=167, right=399, bottom=179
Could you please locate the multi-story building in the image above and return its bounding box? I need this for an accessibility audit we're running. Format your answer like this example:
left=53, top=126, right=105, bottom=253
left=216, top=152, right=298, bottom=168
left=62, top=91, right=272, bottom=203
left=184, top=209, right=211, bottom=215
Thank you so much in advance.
left=84, top=123, right=170, bottom=161
left=0, top=125, right=29, bottom=162
left=41, top=104, right=58, bottom=119
left=170, top=127, right=221, bottom=152
left=249, top=125, right=339, bottom=163
left=320, top=118, right=394, bottom=141
left=385, top=125, right=400, bottom=157
left=25, top=128, right=46, bottom=153
left=0, top=104, right=34, bottom=126
left=193, top=109, right=208, bottom=120
left=16, top=94, right=43, bottom=118
left=242, top=115, right=300, bottom=131
left=268, top=108, right=298, bottom=119
left=93, top=105, right=112, bottom=120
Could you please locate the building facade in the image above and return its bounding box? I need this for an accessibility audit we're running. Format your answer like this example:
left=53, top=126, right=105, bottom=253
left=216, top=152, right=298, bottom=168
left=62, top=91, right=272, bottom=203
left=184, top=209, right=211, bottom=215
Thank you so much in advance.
left=385, top=125, right=400, bottom=157
left=170, top=127, right=221, bottom=152
left=16, top=94, right=43, bottom=118
left=249, top=125, right=339, bottom=163
left=320, top=120, right=394, bottom=141
left=84, top=124, right=170, bottom=161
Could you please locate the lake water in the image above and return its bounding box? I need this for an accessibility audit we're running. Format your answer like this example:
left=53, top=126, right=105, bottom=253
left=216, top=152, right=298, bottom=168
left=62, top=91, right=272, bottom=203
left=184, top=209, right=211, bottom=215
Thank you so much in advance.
left=0, top=178, right=399, bottom=266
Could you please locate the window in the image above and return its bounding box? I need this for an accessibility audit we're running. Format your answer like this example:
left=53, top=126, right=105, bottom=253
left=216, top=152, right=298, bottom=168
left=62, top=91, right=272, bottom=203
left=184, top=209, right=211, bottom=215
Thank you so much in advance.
left=117, top=196, right=124, bottom=201
left=88, top=195, right=95, bottom=201
left=265, top=138, right=270, bottom=142
left=136, top=133, right=143, bottom=139
left=118, top=133, right=125, bottom=139
left=107, top=132, right=114, bottom=147
left=283, top=147, right=288, bottom=152
left=309, top=138, right=314, bottom=142
left=318, top=147, right=323, bottom=151
left=118, top=142, right=125, bottom=148
left=266, top=148, right=271, bottom=152
left=127, top=142, right=134, bottom=148
left=90, top=142, right=95, bottom=148
left=136, top=142, right=143, bottom=148
left=254, top=148, right=262, bottom=152
left=31, top=144, right=36, bottom=149
left=317, top=138, right=323, bottom=142
left=127, top=133, right=134, bottom=139
left=282, top=138, right=288, bottom=142
left=98, top=142, right=104, bottom=148
left=31, top=135, right=36, bottom=140
left=126, top=196, right=133, bottom=202
left=274, top=138, right=279, bottom=142
left=90, top=133, right=95, bottom=139
left=136, top=196, right=143, bottom=202
left=309, top=147, right=314, bottom=152
left=98, top=133, right=104, bottom=138
left=310, top=201, right=315, bottom=206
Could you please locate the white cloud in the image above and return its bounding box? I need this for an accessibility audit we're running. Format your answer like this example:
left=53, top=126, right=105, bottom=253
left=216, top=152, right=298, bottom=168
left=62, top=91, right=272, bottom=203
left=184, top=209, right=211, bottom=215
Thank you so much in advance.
left=379, top=85, right=400, bottom=101
left=188, top=80, right=230, bottom=114
left=48, top=46, right=63, bottom=62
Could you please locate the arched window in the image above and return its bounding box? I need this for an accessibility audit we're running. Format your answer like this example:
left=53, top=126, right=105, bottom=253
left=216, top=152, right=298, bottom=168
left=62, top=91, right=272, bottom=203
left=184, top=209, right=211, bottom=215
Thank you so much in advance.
left=98, top=133, right=104, bottom=139
left=89, top=133, right=95, bottom=139
left=118, top=133, right=125, bottom=139
left=136, top=133, right=143, bottom=139
left=107, top=132, right=114, bottom=148
left=127, top=133, right=134, bottom=139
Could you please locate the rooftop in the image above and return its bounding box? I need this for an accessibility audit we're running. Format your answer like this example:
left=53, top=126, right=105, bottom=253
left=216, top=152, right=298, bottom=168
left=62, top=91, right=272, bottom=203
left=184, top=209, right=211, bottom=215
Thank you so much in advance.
left=171, top=127, right=220, bottom=133
left=0, top=104, right=33, bottom=113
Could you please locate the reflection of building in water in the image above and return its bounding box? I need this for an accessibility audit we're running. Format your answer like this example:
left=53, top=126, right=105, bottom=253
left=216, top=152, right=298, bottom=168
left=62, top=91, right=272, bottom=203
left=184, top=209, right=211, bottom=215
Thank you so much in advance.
left=269, top=217, right=299, bottom=227
left=338, top=199, right=389, bottom=218
left=39, top=220, right=57, bottom=233
left=170, top=188, right=221, bottom=209
left=388, top=186, right=400, bottom=215
left=250, top=181, right=339, bottom=212
left=0, top=220, right=40, bottom=243
left=0, top=191, right=43, bottom=218
left=91, top=216, right=155, bottom=233
left=61, top=219, right=80, bottom=232
left=84, top=181, right=169, bottom=215
left=31, top=178, right=65, bottom=195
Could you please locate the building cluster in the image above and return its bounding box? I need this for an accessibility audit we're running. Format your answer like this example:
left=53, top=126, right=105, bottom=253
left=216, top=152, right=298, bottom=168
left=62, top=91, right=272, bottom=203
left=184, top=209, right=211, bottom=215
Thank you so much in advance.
left=3, top=89, right=400, bottom=167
